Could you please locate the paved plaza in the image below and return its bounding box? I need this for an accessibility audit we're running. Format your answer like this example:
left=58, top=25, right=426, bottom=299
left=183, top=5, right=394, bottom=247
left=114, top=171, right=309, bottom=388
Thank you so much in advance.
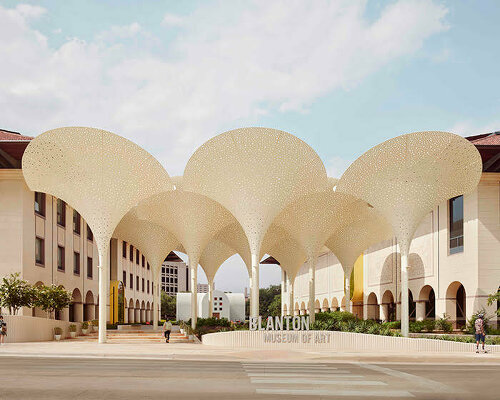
left=0, top=355, right=499, bottom=399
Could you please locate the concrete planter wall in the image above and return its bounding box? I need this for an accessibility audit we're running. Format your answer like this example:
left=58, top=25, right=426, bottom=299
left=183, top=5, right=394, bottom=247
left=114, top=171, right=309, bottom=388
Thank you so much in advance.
left=3, top=315, right=82, bottom=343
left=202, top=330, right=500, bottom=353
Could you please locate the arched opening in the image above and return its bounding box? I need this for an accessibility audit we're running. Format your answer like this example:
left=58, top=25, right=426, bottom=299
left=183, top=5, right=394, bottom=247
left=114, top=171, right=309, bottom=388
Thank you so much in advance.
left=294, top=302, right=300, bottom=316
left=300, top=301, right=306, bottom=315
left=141, top=300, right=146, bottom=323
left=314, top=299, right=321, bottom=313
left=135, top=299, right=140, bottom=324
left=381, top=290, right=395, bottom=322
left=322, top=298, right=329, bottom=312
left=146, top=301, right=151, bottom=322
left=129, top=299, right=135, bottom=323
left=330, top=298, right=339, bottom=312
left=69, top=288, right=83, bottom=322
left=418, top=285, right=435, bottom=320
left=84, top=290, right=95, bottom=321
left=446, top=281, right=466, bottom=329
left=366, top=292, right=379, bottom=321
left=408, top=290, right=416, bottom=321
left=340, top=296, right=346, bottom=311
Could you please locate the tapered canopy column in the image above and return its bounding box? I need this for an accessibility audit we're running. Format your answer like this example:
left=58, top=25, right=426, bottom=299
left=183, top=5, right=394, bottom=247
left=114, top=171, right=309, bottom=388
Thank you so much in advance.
left=136, top=190, right=235, bottom=329
left=22, top=127, right=172, bottom=343
left=336, top=131, right=482, bottom=336
left=183, top=127, right=329, bottom=318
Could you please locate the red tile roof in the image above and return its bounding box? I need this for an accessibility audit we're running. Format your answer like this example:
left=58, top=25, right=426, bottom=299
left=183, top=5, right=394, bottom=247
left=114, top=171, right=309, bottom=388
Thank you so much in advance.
left=466, top=132, right=500, bottom=146
left=0, top=129, right=33, bottom=141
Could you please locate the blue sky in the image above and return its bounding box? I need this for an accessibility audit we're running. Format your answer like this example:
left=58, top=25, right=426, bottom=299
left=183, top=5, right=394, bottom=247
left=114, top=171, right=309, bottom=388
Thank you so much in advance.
left=1, top=0, right=499, bottom=292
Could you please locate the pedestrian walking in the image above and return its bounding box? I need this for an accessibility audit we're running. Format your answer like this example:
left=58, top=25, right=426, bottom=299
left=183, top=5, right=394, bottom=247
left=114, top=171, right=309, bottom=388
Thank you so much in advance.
left=0, top=315, right=6, bottom=345
left=475, top=313, right=487, bottom=353
left=163, top=320, right=172, bottom=343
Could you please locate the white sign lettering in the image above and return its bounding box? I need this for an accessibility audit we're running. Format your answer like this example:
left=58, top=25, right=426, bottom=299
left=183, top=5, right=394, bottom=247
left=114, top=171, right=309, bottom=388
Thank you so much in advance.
left=250, top=316, right=310, bottom=331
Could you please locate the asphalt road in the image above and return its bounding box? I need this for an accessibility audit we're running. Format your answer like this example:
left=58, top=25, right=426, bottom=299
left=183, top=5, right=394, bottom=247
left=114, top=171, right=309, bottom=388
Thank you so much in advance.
left=0, top=357, right=498, bottom=399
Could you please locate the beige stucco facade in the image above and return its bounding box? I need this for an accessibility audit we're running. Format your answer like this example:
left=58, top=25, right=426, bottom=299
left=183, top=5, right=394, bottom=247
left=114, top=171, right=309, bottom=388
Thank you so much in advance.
left=289, top=173, right=500, bottom=327
left=0, top=169, right=155, bottom=324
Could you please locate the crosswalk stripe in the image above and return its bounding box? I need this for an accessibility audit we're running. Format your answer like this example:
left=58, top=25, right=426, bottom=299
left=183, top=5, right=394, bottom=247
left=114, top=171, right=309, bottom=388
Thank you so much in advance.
left=250, top=378, right=387, bottom=385
left=247, top=373, right=363, bottom=378
left=255, top=388, right=414, bottom=397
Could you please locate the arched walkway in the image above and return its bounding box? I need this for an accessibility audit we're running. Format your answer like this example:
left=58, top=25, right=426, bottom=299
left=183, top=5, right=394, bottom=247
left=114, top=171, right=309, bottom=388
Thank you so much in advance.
left=294, top=302, right=300, bottom=316
left=321, top=298, right=329, bottom=312
left=135, top=299, right=140, bottom=323
left=381, top=290, right=395, bottom=322
left=128, top=299, right=135, bottom=323
left=69, top=288, right=83, bottom=322
left=366, top=292, right=379, bottom=321
left=330, top=297, right=339, bottom=312
left=446, top=281, right=466, bottom=328
left=314, top=299, right=321, bottom=313
left=417, top=285, right=435, bottom=320
left=84, top=290, right=95, bottom=321
left=340, top=296, right=346, bottom=311
left=300, top=302, right=306, bottom=316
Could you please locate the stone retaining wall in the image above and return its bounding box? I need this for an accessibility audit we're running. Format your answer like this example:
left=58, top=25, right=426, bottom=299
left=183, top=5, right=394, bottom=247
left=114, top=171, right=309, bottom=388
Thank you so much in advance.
left=202, top=330, right=500, bottom=353
left=3, top=315, right=85, bottom=343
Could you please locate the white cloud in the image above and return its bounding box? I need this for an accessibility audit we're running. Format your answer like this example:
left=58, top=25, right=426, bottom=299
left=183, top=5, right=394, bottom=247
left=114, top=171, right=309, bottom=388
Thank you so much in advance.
left=449, top=120, right=500, bottom=137
left=0, top=0, right=448, bottom=175
left=325, top=156, right=352, bottom=178
left=14, top=4, right=46, bottom=19
left=162, top=13, right=184, bottom=27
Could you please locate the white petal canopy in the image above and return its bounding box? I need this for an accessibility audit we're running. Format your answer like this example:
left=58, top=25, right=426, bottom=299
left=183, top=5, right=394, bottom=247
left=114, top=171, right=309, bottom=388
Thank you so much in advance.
left=22, top=127, right=173, bottom=251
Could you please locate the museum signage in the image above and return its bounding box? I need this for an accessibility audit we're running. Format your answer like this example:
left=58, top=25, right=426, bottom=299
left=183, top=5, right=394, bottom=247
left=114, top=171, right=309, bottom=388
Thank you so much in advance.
left=249, top=316, right=310, bottom=331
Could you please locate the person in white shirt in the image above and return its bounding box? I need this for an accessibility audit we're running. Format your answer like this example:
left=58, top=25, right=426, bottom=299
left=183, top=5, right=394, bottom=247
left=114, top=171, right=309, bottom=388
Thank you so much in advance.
left=162, top=320, right=172, bottom=343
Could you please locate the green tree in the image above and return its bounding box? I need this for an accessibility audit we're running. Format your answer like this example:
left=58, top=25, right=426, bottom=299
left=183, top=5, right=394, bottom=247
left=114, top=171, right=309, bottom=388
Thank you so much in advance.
left=0, top=273, right=37, bottom=315
left=487, top=289, right=500, bottom=316
left=268, top=294, right=281, bottom=317
left=259, top=285, right=281, bottom=318
left=34, top=284, right=72, bottom=318
left=161, top=292, right=176, bottom=320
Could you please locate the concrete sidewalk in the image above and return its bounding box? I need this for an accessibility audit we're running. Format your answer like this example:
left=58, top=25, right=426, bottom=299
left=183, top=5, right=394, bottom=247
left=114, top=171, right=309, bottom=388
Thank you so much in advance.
left=2, top=340, right=500, bottom=365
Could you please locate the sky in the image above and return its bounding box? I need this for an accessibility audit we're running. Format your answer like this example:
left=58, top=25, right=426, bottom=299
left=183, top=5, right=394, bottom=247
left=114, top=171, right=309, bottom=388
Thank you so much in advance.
left=1, top=0, right=499, bottom=293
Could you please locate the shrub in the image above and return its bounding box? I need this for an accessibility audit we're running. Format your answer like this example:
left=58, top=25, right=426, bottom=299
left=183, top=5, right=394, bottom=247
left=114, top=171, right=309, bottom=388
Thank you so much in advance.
left=382, top=321, right=401, bottom=330
left=0, top=272, right=38, bottom=315
left=53, top=327, right=62, bottom=335
left=422, top=319, right=436, bottom=332
left=436, top=314, right=453, bottom=333
left=81, top=321, right=89, bottom=329
left=68, top=324, right=76, bottom=332
left=91, top=319, right=98, bottom=327
left=409, top=321, right=424, bottom=333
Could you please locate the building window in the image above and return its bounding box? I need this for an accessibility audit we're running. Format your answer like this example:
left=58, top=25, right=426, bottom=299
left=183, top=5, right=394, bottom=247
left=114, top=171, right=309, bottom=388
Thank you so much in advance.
left=142, top=255, right=145, bottom=267
left=87, top=257, right=93, bottom=278
left=73, top=210, right=81, bottom=234
left=34, top=192, right=46, bottom=216
left=123, top=270, right=127, bottom=286
left=87, top=225, right=93, bottom=242
left=136, top=249, right=139, bottom=264
left=73, top=252, right=80, bottom=275
left=130, top=245, right=134, bottom=262
left=147, top=262, right=150, bottom=270
left=35, top=237, right=44, bottom=265
left=142, top=278, right=145, bottom=292
left=449, top=195, right=464, bottom=254
left=57, top=246, right=65, bottom=271
left=147, top=280, right=150, bottom=293
left=122, top=241, right=127, bottom=258
left=130, top=273, right=133, bottom=289
left=56, top=199, right=66, bottom=227
left=136, top=276, right=139, bottom=290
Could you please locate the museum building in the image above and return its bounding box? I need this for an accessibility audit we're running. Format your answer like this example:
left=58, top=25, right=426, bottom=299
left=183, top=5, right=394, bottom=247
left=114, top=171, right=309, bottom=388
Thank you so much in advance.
left=287, top=131, right=500, bottom=328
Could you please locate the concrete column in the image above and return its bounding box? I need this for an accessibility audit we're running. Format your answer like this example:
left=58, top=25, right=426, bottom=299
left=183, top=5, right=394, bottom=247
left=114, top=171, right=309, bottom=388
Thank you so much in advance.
left=249, top=275, right=253, bottom=318
left=344, top=266, right=352, bottom=313
left=287, top=276, right=294, bottom=316
left=416, top=300, right=426, bottom=321
left=308, top=257, right=316, bottom=323
left=129, top=307, right=134, bottom=323
left=75, top=302, right=84, bottom=322
left=124, top=305, right=128, bottom=323
left=189, top=256, right=198, bottom=329
left=153, top=275, right=159, bottom=330
left=380, top=303, right=389, bottom=322
left=401, top=252, right=409, bottom=337
left=98, top=246, right=108, bottom=344
left=280, top=269, right=286, bottom=316
left=208, top=278, right=214, bottom=318
left=251, top=253, right=259, bottom=319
